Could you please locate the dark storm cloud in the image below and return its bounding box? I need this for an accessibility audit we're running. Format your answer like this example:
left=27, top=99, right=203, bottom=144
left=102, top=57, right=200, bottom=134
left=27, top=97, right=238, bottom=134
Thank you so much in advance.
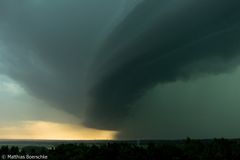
left=85, top=0, right=240, bottom=129
left=1, top=0, right=240, bottom=135
left=0, top=0, right=136, bottom=116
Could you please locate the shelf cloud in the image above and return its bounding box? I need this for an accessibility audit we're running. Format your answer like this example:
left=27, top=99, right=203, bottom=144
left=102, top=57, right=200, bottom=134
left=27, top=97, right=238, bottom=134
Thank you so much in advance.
left=1, top=0, right=240, bottom=139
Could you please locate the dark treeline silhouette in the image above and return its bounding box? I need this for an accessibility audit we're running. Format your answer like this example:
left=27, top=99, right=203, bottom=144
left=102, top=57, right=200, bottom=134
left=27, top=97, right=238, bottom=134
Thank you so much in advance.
left=1, top=138, right=240, bottom=160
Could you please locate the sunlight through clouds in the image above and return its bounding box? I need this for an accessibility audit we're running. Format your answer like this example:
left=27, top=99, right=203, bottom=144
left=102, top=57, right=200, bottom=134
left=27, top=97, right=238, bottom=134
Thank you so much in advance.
left=0, top=121, right=117, bottom=140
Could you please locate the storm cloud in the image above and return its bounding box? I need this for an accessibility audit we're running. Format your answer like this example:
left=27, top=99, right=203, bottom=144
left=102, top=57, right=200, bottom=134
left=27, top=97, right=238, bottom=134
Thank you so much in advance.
left=1, top=0, right=240, bottom=138
left=86, top=0, right=240, bottom=129
left=0, top=0, right=137, bottom=117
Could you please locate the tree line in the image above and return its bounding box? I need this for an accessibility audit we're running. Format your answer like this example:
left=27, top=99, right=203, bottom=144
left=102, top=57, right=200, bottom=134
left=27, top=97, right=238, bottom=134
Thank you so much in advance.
left=1, top=138, right=240, bottom=160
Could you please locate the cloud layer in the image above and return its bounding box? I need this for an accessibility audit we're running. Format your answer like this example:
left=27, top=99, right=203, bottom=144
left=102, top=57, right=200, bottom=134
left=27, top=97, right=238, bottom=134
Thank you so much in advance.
left=86, top=0, right=240, bottom=129
left=1, top=0, right=240, bottom=138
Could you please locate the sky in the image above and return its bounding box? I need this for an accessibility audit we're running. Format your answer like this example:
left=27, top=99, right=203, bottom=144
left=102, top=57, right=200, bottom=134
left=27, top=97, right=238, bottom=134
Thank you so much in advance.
left=0, top=0, right=240, bottom=140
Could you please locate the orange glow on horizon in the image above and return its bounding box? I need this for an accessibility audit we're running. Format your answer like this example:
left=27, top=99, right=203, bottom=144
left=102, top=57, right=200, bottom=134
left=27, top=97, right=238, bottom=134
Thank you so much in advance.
left=0, top=121, right=118, bottom=140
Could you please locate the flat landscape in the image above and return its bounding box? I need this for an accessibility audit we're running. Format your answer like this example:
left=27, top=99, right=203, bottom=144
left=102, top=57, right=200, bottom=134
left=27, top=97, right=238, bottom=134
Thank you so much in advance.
left=1, top=138, right=240, bottom=160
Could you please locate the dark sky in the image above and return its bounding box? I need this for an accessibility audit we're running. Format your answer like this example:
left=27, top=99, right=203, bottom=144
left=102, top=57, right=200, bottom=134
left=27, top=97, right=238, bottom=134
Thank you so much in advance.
left=1, top=0, right=240, bottom=139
